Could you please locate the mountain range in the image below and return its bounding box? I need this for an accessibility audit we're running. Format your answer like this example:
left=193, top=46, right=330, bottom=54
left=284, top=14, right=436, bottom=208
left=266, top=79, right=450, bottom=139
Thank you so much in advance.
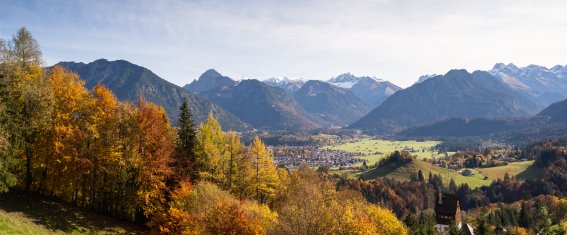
left=263, top=77, right=306, bottom=94
left=385, top=64, right=567, bottom=136
left=294, top=80, right=372, bottom=126
left=55, top=59, right=567, bottom=136
left=56, top=59, right=252, bottom=131
left=199, top=79, right=324, bottom=130
left=327, top=73, right=402, bottom=108
left=184, top=70, right=383, bottom=128
left=350, top=69, right=541, bottom=133
left=489, top=63, right=567, bottom=107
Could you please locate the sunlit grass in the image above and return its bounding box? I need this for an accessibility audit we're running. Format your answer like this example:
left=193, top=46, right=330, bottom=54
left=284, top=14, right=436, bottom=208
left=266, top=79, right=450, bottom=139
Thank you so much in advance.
left=322, top=139, right=445, bottom=166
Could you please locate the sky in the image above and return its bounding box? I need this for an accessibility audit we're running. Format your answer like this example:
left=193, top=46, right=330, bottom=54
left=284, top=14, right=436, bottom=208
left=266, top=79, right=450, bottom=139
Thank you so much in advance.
left=0, top=0, right=566, bottom=88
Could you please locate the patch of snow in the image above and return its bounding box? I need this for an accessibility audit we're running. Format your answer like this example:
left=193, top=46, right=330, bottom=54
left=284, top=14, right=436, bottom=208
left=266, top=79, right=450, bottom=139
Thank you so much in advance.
left=384, top=87, right=396, bottom=96
left=498, top=72, right=530, bottom=90
left=331, top=81, right=355, bottom=89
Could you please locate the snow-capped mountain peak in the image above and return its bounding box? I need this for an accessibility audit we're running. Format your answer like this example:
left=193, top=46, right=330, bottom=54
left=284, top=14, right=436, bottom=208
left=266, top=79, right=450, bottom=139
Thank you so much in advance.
left=490, top=63, right=521, bottom=76
left=488, top=62, right=567, bottom=107
left=263, top=76, right=306, bottom=93
left=328, top=73, right=385, bottom=88
left=264, top=76, right=305, bottom=84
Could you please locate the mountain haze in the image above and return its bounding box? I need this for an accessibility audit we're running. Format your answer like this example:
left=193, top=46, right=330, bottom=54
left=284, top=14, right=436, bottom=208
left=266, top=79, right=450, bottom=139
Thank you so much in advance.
left=538, top=98, right=567, bottom=123
left=263, top=77, right=306, bottom=94
left=200, top=79, right=324, bottom=130
left=401, top=97, right=567, bottom=137
left=328, top=73, right=401, bottom=108
left=489, top=63, right=567, bottom=107
left=294, top=80, right=371, bottom=126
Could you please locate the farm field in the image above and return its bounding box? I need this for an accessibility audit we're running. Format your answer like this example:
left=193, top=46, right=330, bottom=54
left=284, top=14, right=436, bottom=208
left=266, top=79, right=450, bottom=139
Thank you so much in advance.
left=323, top=139, right=445, bottom=166
left=359, top=160, right=541, bottom=189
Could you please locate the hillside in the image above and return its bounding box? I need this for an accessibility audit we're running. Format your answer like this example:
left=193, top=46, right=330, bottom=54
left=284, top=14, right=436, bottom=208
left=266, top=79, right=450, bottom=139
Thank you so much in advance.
left=294, top=80, right=372, bottom=126
left=361, top=159, right=490, bottom=188
left=360, top=159, right=541, bottom=189
left=200, top=79, right=324, bottom=130
left=350, top=70, right=541, bottom=133
left=0, top=191, right=143, bottom=234
left=399, top=116, right=550, bottom=137
left=401, top=97, right=567, bottom=137
left=56, top=59, right=252, bottom=131
left=538, top=98, right=567, bottom=123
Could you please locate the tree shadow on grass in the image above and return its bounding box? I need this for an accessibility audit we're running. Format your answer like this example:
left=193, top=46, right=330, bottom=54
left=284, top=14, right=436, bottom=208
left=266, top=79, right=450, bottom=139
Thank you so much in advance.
left=516, top=163, right=544, bottom=181
left=0, top=190, right=145, bottom=234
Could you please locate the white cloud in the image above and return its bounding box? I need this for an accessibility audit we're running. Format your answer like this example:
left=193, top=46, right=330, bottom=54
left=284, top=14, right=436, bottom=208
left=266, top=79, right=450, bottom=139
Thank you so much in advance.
left=1, top=0, right=566, bottom=87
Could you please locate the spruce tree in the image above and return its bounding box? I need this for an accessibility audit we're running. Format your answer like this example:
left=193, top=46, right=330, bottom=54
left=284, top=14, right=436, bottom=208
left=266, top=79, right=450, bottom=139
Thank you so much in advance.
left=418, top=169, right=425, bottom=182
left=449, top=178, right=457, bottom=193
left=175, top=97, right=198, bottom=182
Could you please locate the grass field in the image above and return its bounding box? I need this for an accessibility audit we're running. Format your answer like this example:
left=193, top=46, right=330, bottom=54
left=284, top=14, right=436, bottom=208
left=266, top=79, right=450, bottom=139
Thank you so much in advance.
left=478, top=161, right=542, bottom=181
left=0, top=191, right=144, bottom=235
left=359, top=159, right=542, bottom=189
left=360, top=159, right=491, bottom=188
left=323, top=139, right=445, bottom=166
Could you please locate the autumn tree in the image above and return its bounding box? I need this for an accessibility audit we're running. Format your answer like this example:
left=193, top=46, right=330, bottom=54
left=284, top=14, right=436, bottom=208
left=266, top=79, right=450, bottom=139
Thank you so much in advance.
left=0, top=38, right=18, bottom=192
left=226, top=131, right=246, bottom=193
left=0, top=27, right=48, bottom=192
left=195, top=113, right=227, bottom=183
left=248, top=136, right=279, bottom=203
left=272, top=167, right=407, bottom=235
left=136, top=98, right=175, bottom=218
left=153, top=181, right=277, bottom=234
left=0, top=94, right=17, bottom=192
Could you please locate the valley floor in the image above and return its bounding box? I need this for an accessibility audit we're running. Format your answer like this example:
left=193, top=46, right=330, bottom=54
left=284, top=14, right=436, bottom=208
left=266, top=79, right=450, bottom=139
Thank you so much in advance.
left=324, top=138, right=543, bottom=188
left=323, top=138, right=445, bottom=166
left=0, top=191, right=145, bottom=235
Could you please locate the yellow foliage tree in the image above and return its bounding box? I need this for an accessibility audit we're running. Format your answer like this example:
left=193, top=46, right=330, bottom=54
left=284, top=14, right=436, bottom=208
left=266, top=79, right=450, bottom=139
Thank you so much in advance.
left=248, top=136, right=280, bottom=203
left=272, top=167, right=407, bottom=235
left=226, top=131, right=246, bottom=192
left=195, top=113, right=227, bottom=183
left=156, top=181, right=277, bottom=235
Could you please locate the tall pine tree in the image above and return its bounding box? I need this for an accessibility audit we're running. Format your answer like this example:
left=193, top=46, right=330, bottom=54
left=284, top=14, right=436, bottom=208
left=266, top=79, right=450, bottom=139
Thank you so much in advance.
left=174, top=97, right=198, bottom=183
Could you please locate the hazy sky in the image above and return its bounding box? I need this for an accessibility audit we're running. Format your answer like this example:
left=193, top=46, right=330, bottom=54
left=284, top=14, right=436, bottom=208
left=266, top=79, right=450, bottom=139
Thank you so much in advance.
left=1, top=0, right=566, bottom=88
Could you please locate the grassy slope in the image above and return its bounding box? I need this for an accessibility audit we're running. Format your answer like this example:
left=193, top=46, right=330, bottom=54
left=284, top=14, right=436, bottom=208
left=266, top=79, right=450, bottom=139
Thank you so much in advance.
left=360, top=160, right=542, bottom=189
left=0, top=191, right=144, bottom=235
left=323, top=139, right=444, bottom=166
left=478, top=161, right=542, bottom=181
left=0, top=210, right=58, bottom=235
left=361, top=160, right=490, bottom=188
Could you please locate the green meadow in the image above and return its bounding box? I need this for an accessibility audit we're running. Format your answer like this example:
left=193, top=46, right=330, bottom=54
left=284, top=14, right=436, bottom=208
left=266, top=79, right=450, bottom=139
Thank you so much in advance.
left=323, top=138, right=444, bottom=166
left=359, top=160, right=541, bottom=189
left=326, top=138, right=542, bottom=188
